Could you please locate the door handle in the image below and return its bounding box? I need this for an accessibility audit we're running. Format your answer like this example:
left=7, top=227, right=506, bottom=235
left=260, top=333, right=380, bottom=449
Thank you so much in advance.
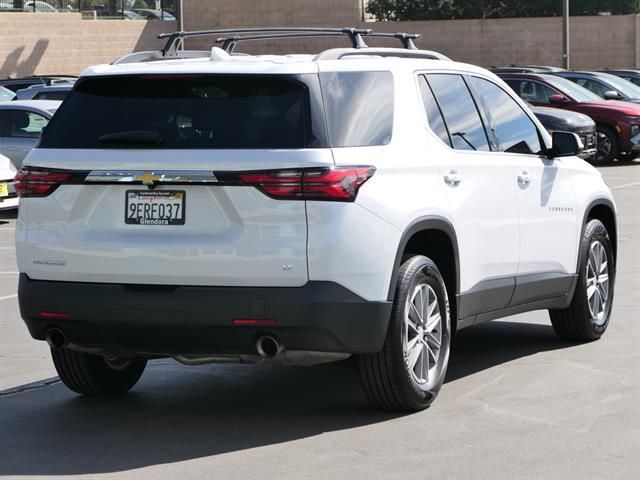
left=444, top=170, right=461, bottom=186
left=517, top=171, right=531, bottom=186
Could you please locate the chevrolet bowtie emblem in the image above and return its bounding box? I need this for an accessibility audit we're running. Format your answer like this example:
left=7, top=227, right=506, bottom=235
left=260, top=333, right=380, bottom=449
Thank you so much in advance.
left=134, top=172, right=162, bottom=185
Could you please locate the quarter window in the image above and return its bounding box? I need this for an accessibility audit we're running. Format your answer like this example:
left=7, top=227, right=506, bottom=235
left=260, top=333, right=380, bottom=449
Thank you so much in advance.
left=418, top=75, right=450, bottom=146
left=469, top=77, right=542, bottom=155
left=426, top=74, right=490, bottom=152
left=320, top=71, right=394, bottom=147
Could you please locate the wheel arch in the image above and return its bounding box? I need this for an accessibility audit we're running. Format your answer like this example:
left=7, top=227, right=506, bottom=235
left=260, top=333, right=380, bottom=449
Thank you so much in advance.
left=388, top=217, right=460, bottom=328
left=582, top=198, right=617, bottom=267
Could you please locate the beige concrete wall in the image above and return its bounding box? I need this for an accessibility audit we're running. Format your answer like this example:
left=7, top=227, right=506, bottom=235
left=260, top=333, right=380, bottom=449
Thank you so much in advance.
left=0, top=13, right=175, bottom=77
left=0, top=2, right=638, bottom=77
left=182, top=0, right=640, bottom=69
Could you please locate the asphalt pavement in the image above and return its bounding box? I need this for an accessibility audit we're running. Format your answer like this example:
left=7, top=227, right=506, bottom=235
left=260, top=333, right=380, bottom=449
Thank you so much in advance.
left=0, top=163, right=638, bottom=480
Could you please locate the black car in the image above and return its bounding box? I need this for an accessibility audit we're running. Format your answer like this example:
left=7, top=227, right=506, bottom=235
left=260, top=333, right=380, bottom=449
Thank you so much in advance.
left=490, top=65, right=566, bottom=74
left=601, top=69, right=640, bottom=88
left=529, top=104, right=597, bottom=160
left=553, top=71, right=640, bottom=102
left=0, top=75, right=76, bottom=93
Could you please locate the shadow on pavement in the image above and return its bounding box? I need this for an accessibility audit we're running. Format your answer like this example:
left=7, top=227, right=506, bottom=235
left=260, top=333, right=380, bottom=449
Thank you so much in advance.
left=0, top=320, right=571, bottom=476
left=0, top=208, right=18, bottom=224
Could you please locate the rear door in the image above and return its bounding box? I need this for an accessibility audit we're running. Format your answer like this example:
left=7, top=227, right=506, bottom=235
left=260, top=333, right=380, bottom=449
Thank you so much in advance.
left=18, top=74, right=332, bottom=287
left=421, top=73, right=520, bottom=318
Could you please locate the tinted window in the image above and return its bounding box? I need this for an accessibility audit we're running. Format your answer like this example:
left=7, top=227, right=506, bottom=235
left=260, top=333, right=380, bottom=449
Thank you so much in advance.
left=426, top=74, right=490, bottom=151
left=622, top=75, right=640, bottom=87
left=10, top=110, right=49, bottom=138
left=320, top=71, right=393, bottom=147
left=543, top=76, right=602, bottom=102
left=505, top=79, right=559, bottom=103
left=574, top=78, right=608, bottom=97
left=469, top=77, right=541, bottom=155
left=34, top=91, right=68, bottom=101
left=418, top=75, right=450, bottom=146
left=40, top=75, right=324, bottom=149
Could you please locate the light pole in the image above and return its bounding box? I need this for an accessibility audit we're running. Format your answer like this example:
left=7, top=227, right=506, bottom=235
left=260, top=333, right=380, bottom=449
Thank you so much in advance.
left=562, top=0, right=570, bottom=69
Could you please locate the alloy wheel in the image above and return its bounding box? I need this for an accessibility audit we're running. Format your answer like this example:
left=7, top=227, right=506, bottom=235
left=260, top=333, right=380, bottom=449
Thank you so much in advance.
left=403, top=283, right=443, bottom=388
left=586, top=240, right=610, bottom=326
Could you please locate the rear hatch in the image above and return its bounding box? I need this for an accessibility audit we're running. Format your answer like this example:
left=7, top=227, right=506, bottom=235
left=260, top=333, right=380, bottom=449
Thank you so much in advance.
left=17, top=73, right=334, bottom=287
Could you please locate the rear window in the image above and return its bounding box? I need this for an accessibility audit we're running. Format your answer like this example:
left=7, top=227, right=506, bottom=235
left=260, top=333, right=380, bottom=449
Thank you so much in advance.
left=39, top=75, right=325, bottom=149
left=320, top=71, right=394, bottom=147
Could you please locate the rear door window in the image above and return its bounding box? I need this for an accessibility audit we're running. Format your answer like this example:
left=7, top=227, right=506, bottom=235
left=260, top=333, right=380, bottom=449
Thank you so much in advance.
left=9, top=110, right=49, bottom=138
left=426, top=74, right=490, bottom=152
left=39, top=75, right=326, bottom=149
left=320, top=71, right=394, bottom=147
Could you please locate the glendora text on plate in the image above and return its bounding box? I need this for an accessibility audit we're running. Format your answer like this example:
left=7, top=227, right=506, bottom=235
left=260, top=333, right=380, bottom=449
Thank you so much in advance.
left=125, top=190, right=185, bottom=225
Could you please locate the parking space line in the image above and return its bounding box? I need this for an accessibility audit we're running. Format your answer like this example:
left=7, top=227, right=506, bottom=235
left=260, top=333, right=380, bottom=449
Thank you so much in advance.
left=0, top=294, right=17, bottom=301
left=612, top=181, right=640, bottom=189
left=0, top=272, right=18, bottom=274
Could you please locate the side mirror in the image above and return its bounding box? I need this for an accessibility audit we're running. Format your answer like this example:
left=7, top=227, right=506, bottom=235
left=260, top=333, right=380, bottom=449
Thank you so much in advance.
left=549, top=94, right=569, bottom=104
left=603, top=90, right=623, bottom=100
left=547, top=131, right=584, bottom=158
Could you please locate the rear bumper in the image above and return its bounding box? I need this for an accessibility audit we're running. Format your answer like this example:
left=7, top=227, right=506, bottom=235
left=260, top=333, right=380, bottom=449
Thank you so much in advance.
left=18, top=274, right=392, bottom=356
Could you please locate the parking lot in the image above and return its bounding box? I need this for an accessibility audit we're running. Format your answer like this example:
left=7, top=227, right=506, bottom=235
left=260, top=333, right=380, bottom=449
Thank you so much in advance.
left=0, top=163, right=638, bottom=479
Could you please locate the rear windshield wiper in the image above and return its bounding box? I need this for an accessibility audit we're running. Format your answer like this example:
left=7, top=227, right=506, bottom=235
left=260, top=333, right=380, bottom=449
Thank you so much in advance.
left=98, top=131, right=164, bottom=146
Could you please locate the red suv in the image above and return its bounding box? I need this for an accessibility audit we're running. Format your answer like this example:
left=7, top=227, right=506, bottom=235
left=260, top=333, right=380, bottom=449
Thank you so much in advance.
left=499, top=72, right=640, bottom=163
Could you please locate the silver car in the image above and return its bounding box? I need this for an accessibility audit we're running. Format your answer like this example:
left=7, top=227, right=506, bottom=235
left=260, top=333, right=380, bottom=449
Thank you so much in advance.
left=15, top=84, right=73, bottom=101
left=0, top=100, right=60, bottom=169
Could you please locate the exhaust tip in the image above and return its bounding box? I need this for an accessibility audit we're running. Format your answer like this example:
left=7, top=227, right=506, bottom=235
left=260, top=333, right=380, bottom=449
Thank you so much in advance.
left=46, top=328, right=66, bottom=348
left=256, top=335, right=282, bottom=358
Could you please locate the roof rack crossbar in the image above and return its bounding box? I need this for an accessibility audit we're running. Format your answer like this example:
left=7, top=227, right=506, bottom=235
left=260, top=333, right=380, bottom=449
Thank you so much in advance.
left=158, top=27, right=423, bottom=55
left=159, top=27, right=374, bottom=55
left=214, top=30, right=421, bottom=53
left=216, top=32, right=374, bottom=53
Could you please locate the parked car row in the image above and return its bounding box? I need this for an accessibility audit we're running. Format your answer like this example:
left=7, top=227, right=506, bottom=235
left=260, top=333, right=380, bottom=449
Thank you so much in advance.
left=492, top=65, right=640, bottom=164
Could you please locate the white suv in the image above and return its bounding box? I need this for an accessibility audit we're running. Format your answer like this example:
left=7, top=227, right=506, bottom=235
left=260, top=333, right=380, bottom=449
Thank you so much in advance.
left=15, top=28, right=617, bottom=411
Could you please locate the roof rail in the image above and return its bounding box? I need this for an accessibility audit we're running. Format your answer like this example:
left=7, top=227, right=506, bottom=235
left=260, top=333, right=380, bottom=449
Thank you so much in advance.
left=315, top=48, right=451, bottom=62
left=157, top=27, right=421, bottom=56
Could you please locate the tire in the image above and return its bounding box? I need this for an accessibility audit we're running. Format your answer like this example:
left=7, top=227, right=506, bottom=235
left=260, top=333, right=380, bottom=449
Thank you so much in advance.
left=592, top=125, right=619, bottom=165
left=358, top=255, right=452, bottom=411
left=51, top=347, right=147, bottom=396
left=549, top=219, right=615, bottom=341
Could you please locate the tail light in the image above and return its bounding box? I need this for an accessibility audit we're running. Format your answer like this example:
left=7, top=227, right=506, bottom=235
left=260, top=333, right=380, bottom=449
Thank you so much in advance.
left=238, top=166, right=375, bottom=201
left=14, top=167, right=74, bottom=198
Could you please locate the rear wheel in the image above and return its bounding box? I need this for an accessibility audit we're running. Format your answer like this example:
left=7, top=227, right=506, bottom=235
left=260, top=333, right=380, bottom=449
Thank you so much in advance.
left=549, top=219, right=615, bottom=341
left=593, top=125, right=619, bottom=164
left=51, top=347, right=147, bottom=396
left=358, top=255, right=451, bottom=411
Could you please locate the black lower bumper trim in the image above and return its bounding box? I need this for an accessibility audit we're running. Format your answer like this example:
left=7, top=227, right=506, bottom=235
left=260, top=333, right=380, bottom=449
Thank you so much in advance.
left=19, top=274, right=392, bottom=356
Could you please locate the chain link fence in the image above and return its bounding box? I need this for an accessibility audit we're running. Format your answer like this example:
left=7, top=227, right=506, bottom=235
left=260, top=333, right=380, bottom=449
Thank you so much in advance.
left=0, top=0, right=176, bottom=19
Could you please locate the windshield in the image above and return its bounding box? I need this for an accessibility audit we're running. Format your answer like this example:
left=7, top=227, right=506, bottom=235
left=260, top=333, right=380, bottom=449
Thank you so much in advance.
left=544, top=76, right=602, bottom=102
left=598, top=73, right=640, bottom=98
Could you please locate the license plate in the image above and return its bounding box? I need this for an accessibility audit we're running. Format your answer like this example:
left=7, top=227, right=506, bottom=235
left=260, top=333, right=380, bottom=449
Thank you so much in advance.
left=125, top=190, right=185, bottom=225
left=0, top=183, right=7, bottom=198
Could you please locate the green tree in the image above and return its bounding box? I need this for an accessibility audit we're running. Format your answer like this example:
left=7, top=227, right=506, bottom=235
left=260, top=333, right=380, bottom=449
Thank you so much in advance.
left=365, top=0, right=640, bottom=21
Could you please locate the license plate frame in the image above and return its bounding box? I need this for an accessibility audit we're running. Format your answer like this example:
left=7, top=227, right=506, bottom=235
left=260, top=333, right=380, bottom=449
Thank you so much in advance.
left=0, top=183, right=8, bottom=198
left=125, top=190, right=186, bottom=226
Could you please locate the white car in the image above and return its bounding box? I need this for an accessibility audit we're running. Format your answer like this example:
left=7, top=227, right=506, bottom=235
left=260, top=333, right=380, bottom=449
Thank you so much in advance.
left=0, top=153, right=18, bottom=209
left=14, top=28, right=617, bottom=411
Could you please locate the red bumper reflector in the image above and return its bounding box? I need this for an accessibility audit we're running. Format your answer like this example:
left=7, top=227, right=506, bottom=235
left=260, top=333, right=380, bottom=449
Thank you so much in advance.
left=232, top=319, right=277, bottom=326
left=40, top=311, right=72, bottom=319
